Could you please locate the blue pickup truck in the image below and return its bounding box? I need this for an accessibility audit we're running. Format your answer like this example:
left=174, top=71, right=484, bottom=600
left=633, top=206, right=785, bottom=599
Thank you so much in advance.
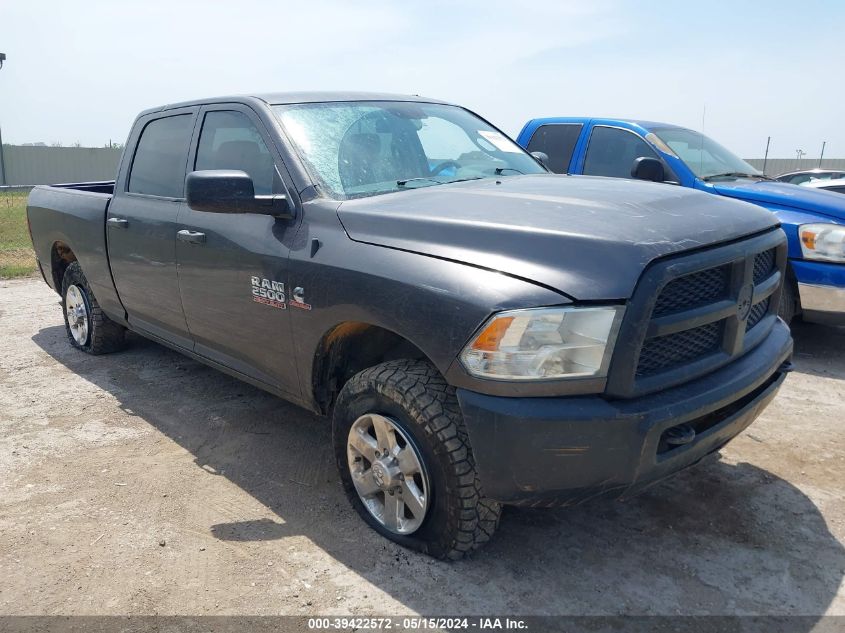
left=517, top=118, right=845, bottom=325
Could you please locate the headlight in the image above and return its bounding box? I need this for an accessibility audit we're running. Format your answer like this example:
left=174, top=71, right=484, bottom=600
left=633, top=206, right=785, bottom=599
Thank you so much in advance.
left=800, top=223, right=845, bottom=263
left=459, top=306, right=624, bottom=381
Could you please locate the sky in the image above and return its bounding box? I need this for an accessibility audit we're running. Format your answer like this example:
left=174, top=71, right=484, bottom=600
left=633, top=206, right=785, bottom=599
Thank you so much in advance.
left=0, top=0, right=841, bottom=158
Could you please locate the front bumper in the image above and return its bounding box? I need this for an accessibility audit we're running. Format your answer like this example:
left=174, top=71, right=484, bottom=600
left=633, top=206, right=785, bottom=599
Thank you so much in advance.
left=792, top=259, right=845, bottom=325
left=457, top=320, right=793, bottom=506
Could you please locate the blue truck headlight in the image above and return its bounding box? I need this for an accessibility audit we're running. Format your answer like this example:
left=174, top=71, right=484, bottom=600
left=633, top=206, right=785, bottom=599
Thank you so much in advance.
left=800, top=223, right=845, bottom=263
left=460, top=306, right=624, bottom=381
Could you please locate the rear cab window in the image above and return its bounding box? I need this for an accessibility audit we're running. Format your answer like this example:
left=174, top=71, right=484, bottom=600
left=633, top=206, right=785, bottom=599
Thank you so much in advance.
left=526, top=124, right=582, bottom=174
left=127, top=114, right=194, bottom=197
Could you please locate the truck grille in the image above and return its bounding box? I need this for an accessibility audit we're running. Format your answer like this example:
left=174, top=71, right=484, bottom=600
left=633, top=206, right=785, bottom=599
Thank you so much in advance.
left=606, top=230, right=787, bottom=398
left=636, top=322, right=722, bottom=376
left=753, top=249, right=776, bottom=283
left=652, top=266, right=729, bottom=316
left=746, top=298, right=770, bottom=332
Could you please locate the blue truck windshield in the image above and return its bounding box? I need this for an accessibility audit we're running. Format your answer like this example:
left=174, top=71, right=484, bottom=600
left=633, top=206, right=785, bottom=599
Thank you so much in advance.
left=652, top=127, right=761, bottom=180
left=273, top=101, right=545, bottom=199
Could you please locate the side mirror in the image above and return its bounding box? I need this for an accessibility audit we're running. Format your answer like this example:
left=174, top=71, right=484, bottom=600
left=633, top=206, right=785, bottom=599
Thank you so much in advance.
left=531, top=151, right=550, bottom=168
left=631, top=157, right=665, bottom=182
left=185, top=170, right=293, bottom=218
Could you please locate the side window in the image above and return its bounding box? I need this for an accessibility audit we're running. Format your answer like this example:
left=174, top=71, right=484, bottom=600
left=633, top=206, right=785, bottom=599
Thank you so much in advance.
left=583, top=126, right=659, bottom=179
left=128, top=114, right=194, bottom=197
left=788, top=174, right=813, bottom=185
left=526, top=124, right=582, bottom=174
left=195, top=111, right=277, bottom=195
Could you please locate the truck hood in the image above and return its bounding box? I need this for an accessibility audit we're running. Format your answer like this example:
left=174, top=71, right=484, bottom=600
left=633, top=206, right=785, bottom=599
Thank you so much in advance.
left=337, top=174, right=778, bottom=300
left=710, top=180, right=845, bottom=222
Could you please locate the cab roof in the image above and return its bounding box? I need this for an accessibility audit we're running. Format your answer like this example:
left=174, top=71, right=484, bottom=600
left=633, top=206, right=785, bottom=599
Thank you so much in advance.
left=139, top=91, right=452, bottom=116
left=525, top=117, right=685, bottom=132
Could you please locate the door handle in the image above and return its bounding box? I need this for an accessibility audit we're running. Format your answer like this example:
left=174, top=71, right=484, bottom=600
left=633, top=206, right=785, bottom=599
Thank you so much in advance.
left=177, top=229, right=207, bottom=244
left=107, top=217, right=129, bottom=229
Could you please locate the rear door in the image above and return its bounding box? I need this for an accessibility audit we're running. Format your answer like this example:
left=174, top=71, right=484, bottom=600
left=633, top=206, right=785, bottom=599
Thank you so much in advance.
left=107, top=108, right=198, bottom=348
left=175, top=104, right=301, bottom=396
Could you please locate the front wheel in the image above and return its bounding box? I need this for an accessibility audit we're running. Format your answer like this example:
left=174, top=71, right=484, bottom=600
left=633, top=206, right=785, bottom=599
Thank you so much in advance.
left=333, top=359, right=501, bottom=560
left=61, top=261, right=126, bottom=354
left=778, top=277, right=798, bottom=325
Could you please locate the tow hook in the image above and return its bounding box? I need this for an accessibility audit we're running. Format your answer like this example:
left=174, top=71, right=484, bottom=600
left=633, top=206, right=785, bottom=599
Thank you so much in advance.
left=664, top=424, right=696, bottom=447
left=779, top=360, right=795, bottom=374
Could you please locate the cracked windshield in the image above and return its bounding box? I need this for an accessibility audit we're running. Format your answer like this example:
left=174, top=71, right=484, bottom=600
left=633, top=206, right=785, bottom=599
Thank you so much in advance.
left=274, top=101, right=545, bottom=199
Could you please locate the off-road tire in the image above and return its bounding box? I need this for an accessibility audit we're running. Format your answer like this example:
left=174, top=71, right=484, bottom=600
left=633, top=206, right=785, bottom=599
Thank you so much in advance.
left=333, top=359, right=501, bottom=560
left=61, top=261, right=126, bottom=354
left=778, top=277, right=798, bottom=325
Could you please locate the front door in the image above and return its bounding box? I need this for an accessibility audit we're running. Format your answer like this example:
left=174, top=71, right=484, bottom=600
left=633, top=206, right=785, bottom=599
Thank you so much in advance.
left=578, top=125, right=661, bottom=179
left=175, top=105, right=300, bottom=396
left=107, top=109, right=197, bottom=349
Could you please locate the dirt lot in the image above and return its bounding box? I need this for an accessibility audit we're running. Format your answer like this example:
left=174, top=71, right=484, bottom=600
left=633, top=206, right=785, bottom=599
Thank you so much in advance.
left=1, top=277, right=844, bottom=617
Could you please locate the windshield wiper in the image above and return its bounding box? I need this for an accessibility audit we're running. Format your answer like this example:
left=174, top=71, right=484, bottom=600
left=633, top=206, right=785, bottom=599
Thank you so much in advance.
left=448, top=176, right=484, bottom=183
left=494, top=167, right=524, bottom=175
left=704, top=172, right=773, bottom=182
left=397, top=176, right=485, bottom=188
left=396, top=177, right=445, bottom=188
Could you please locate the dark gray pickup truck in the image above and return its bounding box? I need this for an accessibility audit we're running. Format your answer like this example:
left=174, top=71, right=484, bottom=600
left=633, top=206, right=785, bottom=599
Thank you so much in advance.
left=27, top=92, right=793, bottom=559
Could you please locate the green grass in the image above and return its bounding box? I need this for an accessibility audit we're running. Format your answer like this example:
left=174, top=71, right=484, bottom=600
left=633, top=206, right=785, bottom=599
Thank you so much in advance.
left=0, top=190, right=37, bottom=278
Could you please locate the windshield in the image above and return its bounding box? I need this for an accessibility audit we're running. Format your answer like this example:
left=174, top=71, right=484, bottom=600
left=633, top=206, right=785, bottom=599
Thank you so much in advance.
left=273, top=101, right=546, bottom=199
left=652, top=127, right=761, bottom=180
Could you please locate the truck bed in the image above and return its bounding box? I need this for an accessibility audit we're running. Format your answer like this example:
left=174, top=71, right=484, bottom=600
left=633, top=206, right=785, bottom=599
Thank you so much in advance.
left=26, top=182, right=124, bottom=322
left=45, top=181, right=116, bottom=194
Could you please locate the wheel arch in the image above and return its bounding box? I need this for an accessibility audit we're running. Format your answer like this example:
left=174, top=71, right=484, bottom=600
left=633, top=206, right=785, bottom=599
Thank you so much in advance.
left=311, top=321, right=432, bottom=415
left=50, top=240, right=78, bottom=291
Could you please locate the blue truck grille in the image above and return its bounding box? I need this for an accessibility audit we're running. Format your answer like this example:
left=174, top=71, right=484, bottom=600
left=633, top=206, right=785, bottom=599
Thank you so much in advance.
left=606, top=230, right=788, bottom=397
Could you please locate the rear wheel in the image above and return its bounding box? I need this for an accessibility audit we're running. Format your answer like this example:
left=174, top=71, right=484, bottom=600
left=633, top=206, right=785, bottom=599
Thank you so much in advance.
left=61, top=262, right=126, bottom=354
left=333, top=359, right=501, bottom=560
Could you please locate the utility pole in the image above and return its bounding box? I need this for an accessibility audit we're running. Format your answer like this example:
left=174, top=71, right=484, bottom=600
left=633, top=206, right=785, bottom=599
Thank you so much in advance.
left=819, top=141, right=826, bottom=168
left=763, top=136, right=771, bottom=175
left=0, top=123, right=6, bottom=187
left=796, top=149, right=806, bottom=168
left=0, top=53, right=7, bottom=186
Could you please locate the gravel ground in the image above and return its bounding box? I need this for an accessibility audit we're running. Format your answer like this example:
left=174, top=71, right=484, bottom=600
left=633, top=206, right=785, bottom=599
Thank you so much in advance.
left=1, top=278, right=843, bottom=617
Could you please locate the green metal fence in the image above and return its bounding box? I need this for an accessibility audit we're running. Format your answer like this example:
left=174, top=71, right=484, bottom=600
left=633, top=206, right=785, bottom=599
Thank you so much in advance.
left=0, top=144, right=122, bottom=186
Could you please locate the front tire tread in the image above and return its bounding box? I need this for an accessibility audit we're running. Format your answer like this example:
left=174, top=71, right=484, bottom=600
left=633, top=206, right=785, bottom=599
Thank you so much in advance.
left=334, top=359, right=501, bottom=560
